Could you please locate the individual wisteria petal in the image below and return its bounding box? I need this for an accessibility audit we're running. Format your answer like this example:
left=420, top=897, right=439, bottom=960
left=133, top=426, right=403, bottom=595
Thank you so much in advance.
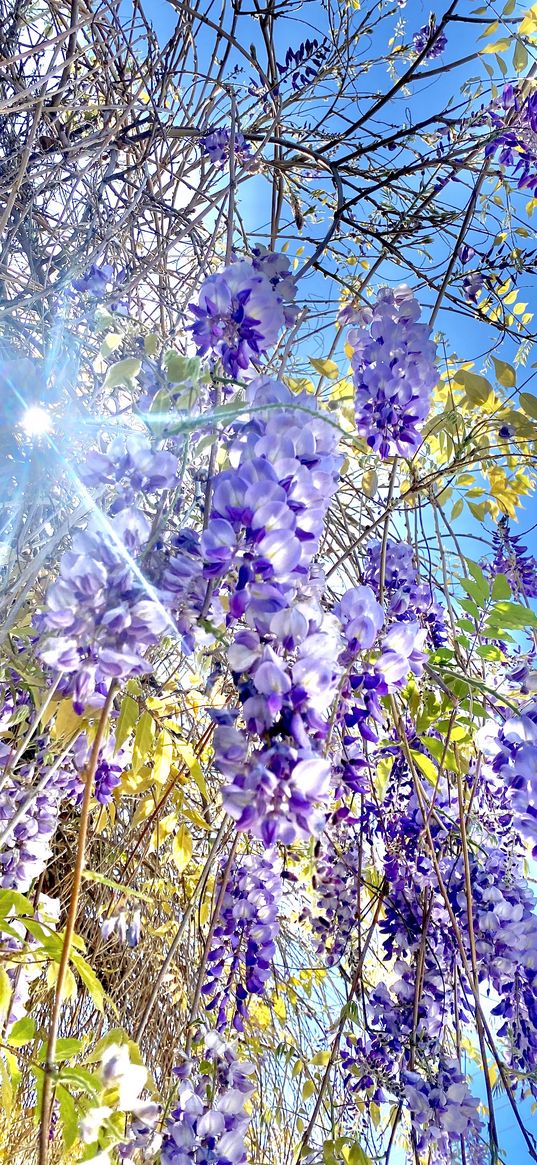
left=347, top=286, right=438, bottom=459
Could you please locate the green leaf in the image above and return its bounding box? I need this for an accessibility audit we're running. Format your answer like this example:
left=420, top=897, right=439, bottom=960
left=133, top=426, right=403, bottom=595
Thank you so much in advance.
left=8, top=1016, right=36, bottom=1046
left=459, top=598, right=479, bottom=619
left=56, top=1084, right=79, bottom=1149
left=144, top=333, right=159, bottom=356
left=165, top=351, right=201, bottom=383
left=451, top=498, right=464, bottom=520
left=102, top=358, right=141, bottom=388
left=309, top=357, right=339, bottom=380
left=347, top=1145, right=372, bottom=1165
left=460, top=578, right=486, bottom=605
left=38, top=1037, right=84, bottom=1063
left=82, top=870, right=152, bottom=904
left=115, top=694, right=138, bottom=752
left=71, top=954, right=105, bottom=1013
left=467, top=562, right=489, bottom=591
left=476, top=645, right=502, bottom=660
left=153, top=729, right=174, bottom=785
left=0, top=890, right=34, bottom=918
left=513, top=40, right=529, bottom=72
left=0, top=965, right=12, bottom=1019
left=453, top=369, right=492, bottom=403
left=100, top=332, right=123, bottom=358
left=302, top=1078, right=315, bottom=1100
left=491, top=357, right=516, bottom=388
left=84, top=1027, right=131, bottom=1063
left=57, top=1066, right=103, bottom=1100
left=486, top=601, right=537, bottom=629
left=519, top=392, right=537, bottom=420
left=409, top=750, right=437, bottom=785
left=132, top=710, right=155, bottom=776
left=492, top=572, right=511, bottom=600
left=481, top=37, right=511, bottom=52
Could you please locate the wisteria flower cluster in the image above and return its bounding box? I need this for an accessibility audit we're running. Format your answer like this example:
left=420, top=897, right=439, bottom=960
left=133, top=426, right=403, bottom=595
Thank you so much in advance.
left=165, top=374, right=344, bottom=843
left=202, top=850, right=281, bottom=1030
left=200, top=128, right=252, bottom=169
left=37, top=435, right=177, bottom=710
left=412, top=17, right=448, bottom=59
left=477, top=704, right=537, bottom=849
left=346, top=286, right=438, bottom=458
left=190, top=253, right=296, bottom=376
left=485, top=85, right=537, bottom=194
left=161, top=1032, right=255, bottom=1165
left=485, top=515, right=537, bottom=598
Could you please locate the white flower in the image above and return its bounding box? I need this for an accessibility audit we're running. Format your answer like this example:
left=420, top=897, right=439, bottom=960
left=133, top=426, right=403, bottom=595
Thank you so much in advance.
left=78, top=1104, right=113, bottom=1143
left=101, top=1043, right=148, bottom=1110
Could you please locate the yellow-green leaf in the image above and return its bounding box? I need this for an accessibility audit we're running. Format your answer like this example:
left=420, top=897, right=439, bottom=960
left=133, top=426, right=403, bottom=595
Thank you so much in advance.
left=0, top=965, right=11, bottom=1019
left=309, top=357, right=339, bottom=380
left=481, top=37, right=511, bottom=52
left=153, top=730, right=174, bottom=785
left=491, top=356, right=516, bottom=388
left=519, top=392, right=537, bottom=420
left=132, top=711, right=155, bottom=777
left=172, top=824, right=193, bottom=872
left=361, top=469, right=378, bottom=498
left=115, top=694, right=138, bottom=752
left=453, top=369, right=492, bottom=404
left=103, top=358, right=141, bottom=388
left=513, top=39, right=529, bottom=72
left=410, top=750, right=437, bottom=785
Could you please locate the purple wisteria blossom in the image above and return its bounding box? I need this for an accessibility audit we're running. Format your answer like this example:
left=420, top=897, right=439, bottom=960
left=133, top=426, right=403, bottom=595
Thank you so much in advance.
left=307, top=821, right=360, bottom=966
left=485, top=86, right=537, bottom=194
left=37, top=436, right=177, bottom=710
left=202, top=850, right=281, bottom=1031
left=347, top=286, right=438, bottom=458
left=364, top=538, right=447, bottom=648
left=412, top=16, right=447, bottom=60
left=477, top=706, right=537, bottom=849
left=484, top=515, right=537, bottom=598
left=161, top=1032, right=255, bottom=1165
left=190, top=257, right=294, bottom=376
left=0, top=737, right=80, bottom=891
left=200, top=128, right=252, bottom=168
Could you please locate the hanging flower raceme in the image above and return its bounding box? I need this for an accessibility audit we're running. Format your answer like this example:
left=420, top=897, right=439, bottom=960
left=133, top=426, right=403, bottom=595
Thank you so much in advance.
left=36, top=436, right=178, bottom=710
left=485, top=85, right=537, bottom=194
left=0, top=737, right=81, bottom=892
left=484, top=515, right=537, bottom=599
left=161, top=1032, right=255, bottom=1165
left=177, top=375, right=344, bottom=844
left=364, top=538, right=447, bottom=649
left=190, top=256, right=296, bottom=376
left=346, top=286, right=438, bottom=458
left=477, top=706, right=537, bottom=849
left=306, top=821, right=361, bottom=966
left=202, top=850, right=281, bottom=1031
